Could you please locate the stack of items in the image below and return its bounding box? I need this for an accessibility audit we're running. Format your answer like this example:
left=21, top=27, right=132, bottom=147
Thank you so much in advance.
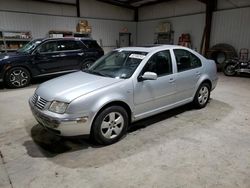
left=76, top=20, right=92, bottom=33
left=178, top=33, right=192, bottom=48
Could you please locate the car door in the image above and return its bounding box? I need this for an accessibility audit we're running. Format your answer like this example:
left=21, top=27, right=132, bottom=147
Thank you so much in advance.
left=82, top=40, right=104, bottom=60
left=56, top=40, right=84, bottom=70
left=133, top=50, right=176, bottom=118
left=173, top=49, right=203, bottom=100
left=32, top=40, right=63, bottom=74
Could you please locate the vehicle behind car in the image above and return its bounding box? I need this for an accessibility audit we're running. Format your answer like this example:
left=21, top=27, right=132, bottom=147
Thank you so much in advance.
left=0, top=37, right=104, bottom=88
left=29, top=45, right=218, bottom=145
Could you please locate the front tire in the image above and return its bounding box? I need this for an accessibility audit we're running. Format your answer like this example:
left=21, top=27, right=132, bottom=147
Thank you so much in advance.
left=5, top=67, right=31, bottom=88
left=92, top=106, right=128, bottom=145
left=193, top=83, right=211, bottom=109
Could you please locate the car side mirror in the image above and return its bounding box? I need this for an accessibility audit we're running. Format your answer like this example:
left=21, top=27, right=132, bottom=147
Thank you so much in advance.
left=138, top=72, right=157, bottom=81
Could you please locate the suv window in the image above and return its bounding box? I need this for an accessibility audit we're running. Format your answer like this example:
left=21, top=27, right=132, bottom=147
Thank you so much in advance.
left=82, top=40, right=101, bottom=49
left=142, top=50, right=172, bottom=76
left=174, top=49, right=202, bottom=72
left=58, top=40, right=82, bottom=51
left=38, top=41, right=59, bottom=53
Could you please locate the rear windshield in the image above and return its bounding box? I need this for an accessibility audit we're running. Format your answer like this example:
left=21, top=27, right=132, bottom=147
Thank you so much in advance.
left=82, top=40, right=101, bottom=49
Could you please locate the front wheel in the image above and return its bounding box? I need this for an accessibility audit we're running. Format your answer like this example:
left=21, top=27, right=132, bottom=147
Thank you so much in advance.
left=223, top=63, right=236, bottom=76
left=5, top=67, right=31, bottom=88
left=193, top=83, right=211, bottom=109
left=92, top=106, right=128, bottom=145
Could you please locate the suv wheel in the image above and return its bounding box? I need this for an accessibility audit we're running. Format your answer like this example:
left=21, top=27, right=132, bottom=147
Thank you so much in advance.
left=92, top=106, right=128, bottom=145
left=193, top=83, right=210, bottom=109
left=82, top=60, right=94, bottom=70
left=5, top=67, right=31, bottom=88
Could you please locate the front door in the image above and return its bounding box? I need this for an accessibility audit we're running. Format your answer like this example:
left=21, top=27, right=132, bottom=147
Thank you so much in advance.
left=133, top=50, right=176, bottom=119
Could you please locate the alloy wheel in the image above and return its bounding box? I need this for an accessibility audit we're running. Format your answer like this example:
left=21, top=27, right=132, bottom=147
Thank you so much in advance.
left=9, top=69, right=29, bottom=87
left=100, top=112, right=124, bottom=139
left=198, top=86, right=209, bottom=105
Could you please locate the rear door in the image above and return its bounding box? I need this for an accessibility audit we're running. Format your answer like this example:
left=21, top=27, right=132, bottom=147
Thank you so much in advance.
left=173, top=49, right=203, bottom=100
left=82, top=40, right=104, bottom=60
left=56, top=39, right=84, bottom=70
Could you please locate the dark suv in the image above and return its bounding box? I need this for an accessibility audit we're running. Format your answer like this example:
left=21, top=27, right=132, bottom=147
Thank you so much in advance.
left=0, top=38, right=104, bottom=88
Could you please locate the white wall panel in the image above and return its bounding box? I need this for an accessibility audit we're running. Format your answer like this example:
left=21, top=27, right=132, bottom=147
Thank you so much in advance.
left=79, top=0, right=134, bottom=21
left=211, top=7, right=250, bottom=52
left=137, top=14, right=205, bottom=51
left=0, top=11, right=136, bottom=53
left=139, top=0, right=205, bottom=21
left=0, top=0, right=76, bottom=16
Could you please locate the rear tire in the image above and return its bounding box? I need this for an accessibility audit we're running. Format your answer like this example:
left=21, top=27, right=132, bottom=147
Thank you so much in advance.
left=81, top=60, right=94, bottom=70
left=193, top=83, right=211, bottom=109
left=5, top=67, right=31, bottom=88
left=92, top=106, right=128, bottom=145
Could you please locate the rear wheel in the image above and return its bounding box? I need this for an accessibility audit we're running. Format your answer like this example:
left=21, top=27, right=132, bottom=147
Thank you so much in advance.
left=81, top=60, right=94, bottom=70
left=193, top=83, right=210, bottom=109
left=223, top=63, right=236, bottom=76
left=92, top=106, right=128, bottom=145
left=5, top=67, right=31, bottom=88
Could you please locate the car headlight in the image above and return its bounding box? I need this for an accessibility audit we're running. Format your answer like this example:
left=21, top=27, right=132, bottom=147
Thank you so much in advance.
left=49, top=101, right=68, bottom=114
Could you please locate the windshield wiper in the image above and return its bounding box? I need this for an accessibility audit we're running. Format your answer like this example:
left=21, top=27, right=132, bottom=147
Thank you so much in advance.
left=83, top=69, right=112, bottom=77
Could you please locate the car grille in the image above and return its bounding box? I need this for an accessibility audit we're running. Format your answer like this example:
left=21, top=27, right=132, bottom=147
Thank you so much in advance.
left=31, top=94, right=48, bottom=110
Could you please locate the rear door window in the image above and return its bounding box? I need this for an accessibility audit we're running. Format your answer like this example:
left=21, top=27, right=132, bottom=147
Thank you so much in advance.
left=82, top=40, right=101, bottom=49
left=57, top=40, right=82, bottom=51
left=174, top=49, right=202, bottom=72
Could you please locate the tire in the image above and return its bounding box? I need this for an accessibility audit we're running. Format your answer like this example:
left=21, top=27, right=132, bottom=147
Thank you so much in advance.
left=92, top=106, right=128, bottom=145
left=193, top=83, right=211, bottom=109
left=5, top=67, right=31, bottom=88
left=223, top=63, right=236, bottom=76
left=81, top=60, right=94, bottom=70
left=206, top=43, right=237, bottom=70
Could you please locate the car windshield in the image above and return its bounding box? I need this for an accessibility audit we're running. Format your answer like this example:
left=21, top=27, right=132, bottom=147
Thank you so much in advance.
left=17, top=39, right=42, bottom=53
left=85, top=50, right=148, bottom=79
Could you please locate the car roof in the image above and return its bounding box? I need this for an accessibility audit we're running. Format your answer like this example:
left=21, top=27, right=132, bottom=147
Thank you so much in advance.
left=116, top=45, right=189, bottom=53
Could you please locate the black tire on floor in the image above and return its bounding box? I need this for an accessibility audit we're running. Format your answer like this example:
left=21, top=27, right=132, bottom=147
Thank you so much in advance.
left=92, top=106, right=128, bottom=145
left=206, top=43, right=237, bottom=70
left=193, top=83, right=211, bottom=109
left=5, top=67, right=31, bottom=88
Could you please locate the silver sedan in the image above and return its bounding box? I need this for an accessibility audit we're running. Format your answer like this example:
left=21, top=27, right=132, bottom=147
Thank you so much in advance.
left=29, top=45, right=218, bottom=145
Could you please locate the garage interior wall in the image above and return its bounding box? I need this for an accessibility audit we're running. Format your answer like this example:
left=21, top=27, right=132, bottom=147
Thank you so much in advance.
left=0, top=0, right=250, bottom=53
left=0, top=0, right=136, bottom=53
left=137, top=0, right=250, bottom=53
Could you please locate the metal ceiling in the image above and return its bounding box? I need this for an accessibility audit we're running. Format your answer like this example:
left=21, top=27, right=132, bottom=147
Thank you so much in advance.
left=97, top=0, right=172, bottom=8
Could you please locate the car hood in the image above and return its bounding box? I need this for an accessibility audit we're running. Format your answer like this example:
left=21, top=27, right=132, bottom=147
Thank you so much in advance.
left=0, top=52, right=28, bottom=62
left=35, top=71, right=123, bottom=103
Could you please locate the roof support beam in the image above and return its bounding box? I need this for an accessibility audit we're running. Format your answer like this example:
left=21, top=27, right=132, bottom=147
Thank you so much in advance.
left=199, top=0, right=217, bottom=55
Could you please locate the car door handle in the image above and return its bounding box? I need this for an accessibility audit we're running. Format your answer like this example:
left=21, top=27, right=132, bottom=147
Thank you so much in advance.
left=78, top=52, right=85, bottom=56
left=169, top=78, right=175, bottom=83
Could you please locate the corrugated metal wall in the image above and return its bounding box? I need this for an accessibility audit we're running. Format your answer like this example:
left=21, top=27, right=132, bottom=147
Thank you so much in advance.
left=0, top=0, right=136, bottom=53
left=137, top=14, right=205, bottom=50
left=211, top=7, right=250, bottom=51
left=137, top=0, right=205, bottom=50
left=138, top=0, right=250, bottom=53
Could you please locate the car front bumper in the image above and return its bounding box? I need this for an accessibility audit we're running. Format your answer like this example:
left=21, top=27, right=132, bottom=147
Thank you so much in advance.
left=29, top=98, right=92, bottom=136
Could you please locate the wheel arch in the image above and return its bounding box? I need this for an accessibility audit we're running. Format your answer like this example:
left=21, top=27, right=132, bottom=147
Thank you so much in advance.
left=4, top=65, right=33, bottom=79
left=90, top=100, right=132, bottom=134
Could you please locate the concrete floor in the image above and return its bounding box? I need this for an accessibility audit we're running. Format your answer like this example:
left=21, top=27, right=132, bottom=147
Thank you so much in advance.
left=0, top=73, right=249, bottom=188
